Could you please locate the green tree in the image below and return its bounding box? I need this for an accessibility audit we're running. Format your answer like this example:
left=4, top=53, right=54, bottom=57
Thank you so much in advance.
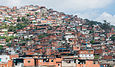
left=17, top=17, right=21, bottom=22
left=0, top=23, right=8, bottom=28
left=100, top=20, right=112, bottom=33
left=0, top=45, right=3, bottom=50
left=90, top=40, right=95, bottom=44
left=6, top=43, right=12, bottom=47
left=110, top=34, right=115, bottom=41
left=22, top=17, right=26, bottom=22
left=94, top=55, right=100, bottom=59
left=16, top=23, right=28, bottom=30
left=0, top=36, right=6, bottom=39
left=8, top=26, right=16, bottom=32
left=35, top=12, right=38, bottom=15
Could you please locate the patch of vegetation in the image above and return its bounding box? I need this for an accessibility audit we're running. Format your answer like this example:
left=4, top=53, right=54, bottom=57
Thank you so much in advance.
left=0, top=45, right=3, bottom=50
left=38, top=33, right=52, bottom=39
left=100, top=20, right=112, bottom=33
left=8, top=26, right=17, bottom=32
left=6, top=36, right=16, bottom=42
left=9, top=17, right=31, bottom=32
left=110, top=34, right=115, bottom=41
left=94, top=55, right=100, bottom=59
left=90, top=40, right=95, bottom=44
left=6, top=43, right=12, bottom=47
left=0, top=36, right=17, bottom=42
left=0, top=23, right=8, bottom=29
left=85, top=19, right=102, bottom=26
left=0, top=36, right=6, bottom=39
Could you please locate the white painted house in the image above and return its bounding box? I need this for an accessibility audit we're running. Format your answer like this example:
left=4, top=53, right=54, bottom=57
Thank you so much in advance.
left=0, top=55, right=10, bottom=62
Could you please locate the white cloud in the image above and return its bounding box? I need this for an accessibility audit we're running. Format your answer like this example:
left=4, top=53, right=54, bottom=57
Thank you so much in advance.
left=6, top=0, right=22, bottom=7
left=76, top=10, right=100, bottom=20
left=47, top=0, right=113, bottom=10
left=0, top=0, right=113, bottom=10
left=96, top=12, right=115, bottom=25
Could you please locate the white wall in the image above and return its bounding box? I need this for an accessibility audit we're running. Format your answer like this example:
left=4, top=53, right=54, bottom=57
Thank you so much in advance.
left=79, top=54, right=94, bottom=59
left=0, top=55, right=10, bottom=62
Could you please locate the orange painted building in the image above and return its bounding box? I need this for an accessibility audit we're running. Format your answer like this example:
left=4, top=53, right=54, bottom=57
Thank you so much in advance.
left=9, top=54, right=19, bottom=59
left=0, top=60, right=13, bottom=67
left=24, top=58, right=35, bottom=67
left=76, top=60, right=100, bottom=67
left=12, top=56, right=102, bottom=67
left=0, top=63, right=7, bottom=67
left=8, top=60, right=13, bottom=67
left=35, top=58, right=62, bottom=67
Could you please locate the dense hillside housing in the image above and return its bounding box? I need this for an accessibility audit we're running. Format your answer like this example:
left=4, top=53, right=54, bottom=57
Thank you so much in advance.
left=0, top=5, right=115, bottom=67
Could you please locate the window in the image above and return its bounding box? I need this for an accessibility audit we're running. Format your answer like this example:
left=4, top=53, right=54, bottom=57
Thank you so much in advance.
left=93, top=61, right=96, bottom=64
left=74, top=59, right=76, bottom=63
left=58, top=64, right=60, bottom=66
left=78, top=60, right=86, bottom=64
left=0, top=58, right=1, bottom=62
left=51, top=60, right=53, bottom=62
left=40, top=60, right=42, bottom=62
left=93, top=61, right=98, bottom=64
left=28, top=61, right=31, bottom=63
left=43, top=59, right=49, bottom=62
left=88, top=51, right=91, bottom=53
left=68, top=60, right=71, bottom=63
left=6, top=58, right=8, bottom=60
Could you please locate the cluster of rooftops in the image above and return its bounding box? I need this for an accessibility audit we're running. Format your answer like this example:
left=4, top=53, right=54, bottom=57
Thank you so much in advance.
left=0, top=5, right=115, bottom=67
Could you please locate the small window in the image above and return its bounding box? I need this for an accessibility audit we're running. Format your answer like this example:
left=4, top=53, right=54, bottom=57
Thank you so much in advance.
left=88, top=51, right=91, bottom=53
left=74, top=59, right=76, bottom=63
left=68, top=60, right=71, bottom=63
left=51, top=60, right=53, bottom=62
left=58, top=64, right=60, bottom=66
left=43, top=59, right=49, bottom=62
left=6, top=58, right=8, bottom=60
left=28, top=61, right=31, bottom=63
left=93, top=61, right=96, bottom=64
left=40, top=60, right=42, bottom=62
left=0, top=58, right=1, bottom=62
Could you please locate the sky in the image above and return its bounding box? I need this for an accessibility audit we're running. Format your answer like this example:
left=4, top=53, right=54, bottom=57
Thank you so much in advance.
left=0, top=0, right=115, bottom=25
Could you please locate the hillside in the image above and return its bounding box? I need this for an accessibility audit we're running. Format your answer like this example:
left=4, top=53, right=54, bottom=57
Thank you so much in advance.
left=0, top=5, right=115, bottom=67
